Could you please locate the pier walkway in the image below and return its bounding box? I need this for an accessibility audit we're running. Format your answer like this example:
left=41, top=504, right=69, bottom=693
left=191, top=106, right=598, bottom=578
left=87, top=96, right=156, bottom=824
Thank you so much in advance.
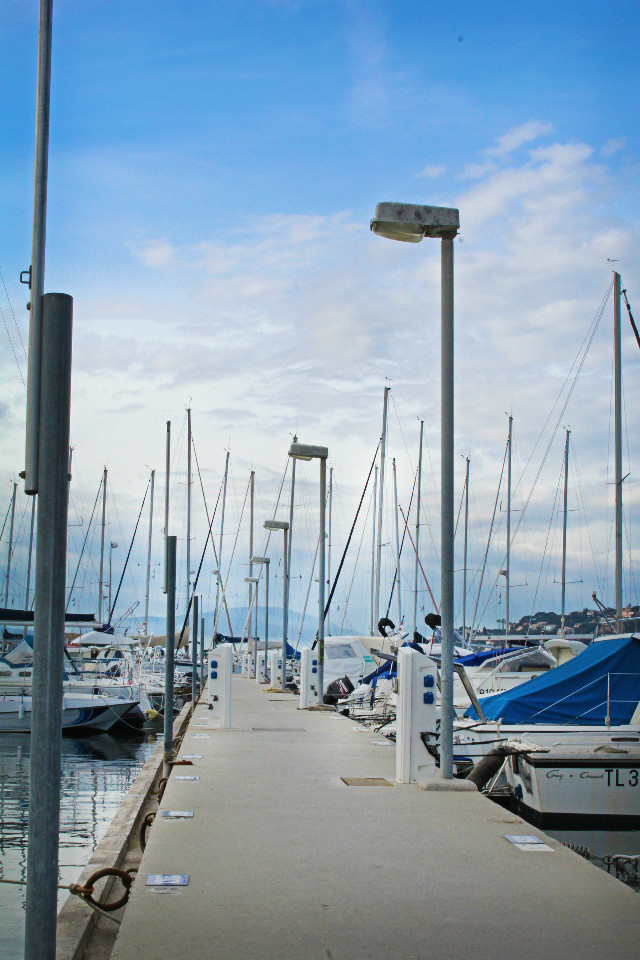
left=112, top=674, right=638, bottom=960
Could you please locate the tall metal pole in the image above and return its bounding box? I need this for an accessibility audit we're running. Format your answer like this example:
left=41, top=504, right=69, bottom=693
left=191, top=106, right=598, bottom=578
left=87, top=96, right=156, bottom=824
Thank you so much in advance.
left=282, top=526, right=289, bottom=693
left=144, top=469, right=155, bottom=633
left=214, top=450, right=229, bottom=628
left=374, top=386, right=389, bottom=627
left=248, top=470, right=255, bottom=654
left=163, top=421, right=170, bottom=594
left=462, top=456, right=470, bottom=643
left=263, top=562, right=269, bottom=678
left=560, top=430, right=570, bottom=639
left=98, top=467, right=107, bottom=622
left=191, top=594, right=198, bottom=706
left=413, top=421, right=424, bottom=635
left=24, top=292, right=73, bottom=960
left=163, top=535, right=176, bottom=776
left=327, top=466, right=333, bottom=636
left=440, top=236, right=455, bottom=780
left=5, top=481, right=17, bottom=607
left=186, top=407, right=192, bottom=617
left=199, top=614, right=205, bottom=685
left=505, top=414, right=513, bottom=639
left=370, top=465, right=378, bottom=634
left=317, top=457, right=327, bottom=702
left=614, top=272, right=623, bottom=630
left=25, top=495, right=36, bottom=610
left=286, top=438, right=297, bottom=654
left=392, top=458, right=402, bottom=627
left=24, top=0, right=54, bottom=495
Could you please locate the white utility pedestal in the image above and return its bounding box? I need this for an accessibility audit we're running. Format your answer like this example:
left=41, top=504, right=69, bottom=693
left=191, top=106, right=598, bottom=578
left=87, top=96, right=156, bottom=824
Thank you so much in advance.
left=299, top=647, right=319, bottom=709
left=207, top=643, right=233, bottom=728
left=255, top=651, right=266, bottom=683
left=269, top=650, right=282, bottom=686
left=396, top=647, right=437, bottom=783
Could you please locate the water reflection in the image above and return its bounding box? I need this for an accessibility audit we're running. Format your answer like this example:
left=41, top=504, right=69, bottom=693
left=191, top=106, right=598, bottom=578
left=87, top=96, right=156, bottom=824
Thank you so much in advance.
left=0, top=726, right=161, bottom=960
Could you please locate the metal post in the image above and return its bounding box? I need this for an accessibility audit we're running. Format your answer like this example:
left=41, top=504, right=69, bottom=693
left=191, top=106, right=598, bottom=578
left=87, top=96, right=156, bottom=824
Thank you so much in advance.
left=282, top=526, right=288, bottom=693
left=98, top=467, right=107, bottom=622
left=286, top=442, right=296, bottom=656
left=614, top=272, right=623, bottom=630
left=413, top=421, right=424, bottom=636
left=199, top=615, right=205, bottom=685
left=163, top=421, right=170, bottom=594
left=5, top=481, right=17, bottom=606
left=24, top=0, right=54, bottom=494
left=560, top=430, right=570, bottom=639
left=214, top=450, right=229, bottom=629
left=144, top=469, right=155, bottom=633
left=392, top=458, right=402, bottom=626
left=25, top=494, right=36, bottom=609
left=462, top=456, right=470, bottom=643
left=164, top=536, right=176, bottom=776
left=248, top=470, right=254, bottom=653
left=370, top=465, right=378, bottom=634
left=317, top=457, right=326, bottom=702
left=506, top=414, right=513, bottom=640
left=24, top=291, right=73, bottom=960
left=191, top=594, right=198, bottom=706
left=186, top=407, right=192, bottom=617
left=374, top=387, right=389, bottom=626
left=327, top=466, right=332, bottom=636
left=264, top=562, right=269, bottom=679
left=440, top=236, right=455, bottom=780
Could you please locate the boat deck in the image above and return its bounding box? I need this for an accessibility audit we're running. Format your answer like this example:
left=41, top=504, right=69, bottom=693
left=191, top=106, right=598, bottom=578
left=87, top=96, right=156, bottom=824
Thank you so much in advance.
left=111, top=674, right=639, bottom=960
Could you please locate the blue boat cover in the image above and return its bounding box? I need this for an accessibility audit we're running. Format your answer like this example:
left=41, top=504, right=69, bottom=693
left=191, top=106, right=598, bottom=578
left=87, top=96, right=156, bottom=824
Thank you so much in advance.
left=464, top=635, right=640, bottom=725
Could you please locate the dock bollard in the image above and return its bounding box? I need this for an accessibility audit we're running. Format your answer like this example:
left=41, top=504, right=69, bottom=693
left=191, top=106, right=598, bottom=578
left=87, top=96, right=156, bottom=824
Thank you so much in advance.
left=396, top=647, right=437, bottom=783
left=208, top=643, right=233, bottom=728
left=299, top=647, right=319, bottom=709
left=269, top=650, right=282, bottom=686
left=255, top=651, right=266, bottom=683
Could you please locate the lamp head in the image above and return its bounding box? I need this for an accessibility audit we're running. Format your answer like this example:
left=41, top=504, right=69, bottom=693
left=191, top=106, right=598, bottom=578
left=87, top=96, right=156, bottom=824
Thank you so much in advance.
left=251, top=556, right=269, bottom=565
left=264, top=520, right=289, bottom=531
left=288, top=442, right=328, bottom=461
left=370, top=202, right=459, bottom=242
left=244, top=576, right=259, bottom=584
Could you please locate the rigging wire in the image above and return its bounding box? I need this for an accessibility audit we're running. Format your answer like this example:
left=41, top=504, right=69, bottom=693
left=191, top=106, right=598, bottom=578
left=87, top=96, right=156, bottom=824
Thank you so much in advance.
left=66, top=478, right=103, bottom=611
left=469, top=439, right=508, bottom=639
left=108, top=478, right=150, bottom=622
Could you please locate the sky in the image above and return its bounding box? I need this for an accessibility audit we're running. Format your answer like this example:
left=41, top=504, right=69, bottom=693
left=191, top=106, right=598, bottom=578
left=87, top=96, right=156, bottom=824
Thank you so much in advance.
left=1, top=0, right=640, bottom=637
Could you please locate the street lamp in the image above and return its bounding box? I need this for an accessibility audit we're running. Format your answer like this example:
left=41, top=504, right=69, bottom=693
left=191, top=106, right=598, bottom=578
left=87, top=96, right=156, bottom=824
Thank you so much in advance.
left=288, top=443, right=328, bottom=704
left=371, top=201, right=459, bottom=780
left=244, top=576, right=259, bottom=672
left=263, top=519, right=289, bottom=693
left=251, top=556, right=270, bottom=681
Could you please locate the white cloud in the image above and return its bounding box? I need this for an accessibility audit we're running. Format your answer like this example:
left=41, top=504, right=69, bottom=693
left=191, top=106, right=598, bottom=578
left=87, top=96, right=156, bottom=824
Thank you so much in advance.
left=485, top=120, right=554, bottom=157
left=601, top=136, right=626, bottom=157
left=133, top=239, right=176, bottom=268
left=416, top=164, right=446, bottom=179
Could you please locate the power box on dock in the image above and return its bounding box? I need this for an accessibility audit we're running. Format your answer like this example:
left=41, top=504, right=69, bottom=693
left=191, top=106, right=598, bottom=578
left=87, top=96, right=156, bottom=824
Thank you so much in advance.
left=207, top=643, right=232, bottom=727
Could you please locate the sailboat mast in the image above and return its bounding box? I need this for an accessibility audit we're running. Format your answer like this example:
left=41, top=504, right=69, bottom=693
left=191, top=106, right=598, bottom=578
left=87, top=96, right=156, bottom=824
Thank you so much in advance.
left=248, top=469, right=255, bottom=653
left=392, top=458, right=402, bottom=626
left=25, top=494, right=36, bottom=609
left=186, top=407, right=192, bottom=616
left=462, top=456, right=470, bottom=642
left=327, top=466, right=333, bottom=636
left=413, top=420, right=424, bottom=635
left=98, top=467, right=107, bottom=622
left=286, top=435, right=297, bottom=649
left=614, top=272, right=623, bottom=630
left=374, top=386, right=390, bottom=627
left=144, top=469, right=155, bottom=633
left=560, top=430, right=570, bottom=639
left=5, top=481, right=17, bottom=606
left=214, top=450, right=230, bottom=630
left=370, top=465, right=378, bottom=634
left=505, top=415, right=513, bottom=639
left=163, top=421, right=170, bottom=594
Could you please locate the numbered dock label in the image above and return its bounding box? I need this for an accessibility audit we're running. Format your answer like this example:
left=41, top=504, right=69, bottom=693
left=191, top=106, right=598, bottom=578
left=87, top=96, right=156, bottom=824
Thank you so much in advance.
left=162, top=811, right=194, bottom=818
left=146, top=875, right=189, bottom=886
left=175, top=775, right=200, bottom=781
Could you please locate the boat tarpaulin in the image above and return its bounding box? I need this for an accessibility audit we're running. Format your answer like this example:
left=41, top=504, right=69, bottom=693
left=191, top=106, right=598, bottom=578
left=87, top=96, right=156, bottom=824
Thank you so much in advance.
left=464, top=634, right=640, bottom=725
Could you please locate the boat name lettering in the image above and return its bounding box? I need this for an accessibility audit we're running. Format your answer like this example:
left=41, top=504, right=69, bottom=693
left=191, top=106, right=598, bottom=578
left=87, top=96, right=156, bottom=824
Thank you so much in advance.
left=545, top=770, right=563, bottom=780
left=604, top=768, right=638, bottom=788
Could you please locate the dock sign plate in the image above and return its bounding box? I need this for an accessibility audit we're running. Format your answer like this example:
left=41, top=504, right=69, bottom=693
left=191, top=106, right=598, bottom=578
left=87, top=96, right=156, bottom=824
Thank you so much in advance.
left=162, top=811, right=194, bottom=818
left=505, top=835, right=553, bottom=852
left=175, top=775, right=199, bottom=780
left=146, top=875, right=189, bottom=886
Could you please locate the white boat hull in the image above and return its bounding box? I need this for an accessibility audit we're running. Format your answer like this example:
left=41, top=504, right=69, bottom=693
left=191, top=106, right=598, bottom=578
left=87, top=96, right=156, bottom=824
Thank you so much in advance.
left=0, top=694, right=135, bottom=733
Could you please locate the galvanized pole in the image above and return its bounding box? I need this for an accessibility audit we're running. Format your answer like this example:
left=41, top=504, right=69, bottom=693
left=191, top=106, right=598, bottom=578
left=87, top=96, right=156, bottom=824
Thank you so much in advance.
left=286, top=440, right=297, bottom=656
left=248, top=470, right=254, bottom=654
left=560, top=430, right=570, bottom=639
left=5, top=481, right=17, bottom=607
left=374, top=387, right=389, bottom=627
left=370, top=465, right=377, bottom=634
left=614, top=272, right=623, bottom=630
left=413, top=421, right=424, bottom=636
left=163, top=535, right=176, bottom=776
left=462, top=456, right=470, bottom=643
left=24, top=292, right=73, bottom=960
left=24, top=0, right=53, bottom=495
left=392, top=458, right=402, bottom=627
left=163, top=421, right=170, bottom=594
left=440, top=236, right=455, bottom=780
left=186, top=407, right=192, bottom=617
left=98, top=466, right=107, bottom=623
left=327, top=466, right=333, bottom=636
left=214, top=450, right=229, bottom=629
left=282, top=526, right=288, bottom=692
left=191, top=594, right=198, bottom=706
left=199, top=614, right=205, bottom=686
left=505, top=414, right=513, bottom=640
left=144, top=469, right=155, bottom=634
left=317, top=457, right=327, bottom=702
left=264, top=561, right=269, bottom=678
left=25, top=494, right=36, bottom=610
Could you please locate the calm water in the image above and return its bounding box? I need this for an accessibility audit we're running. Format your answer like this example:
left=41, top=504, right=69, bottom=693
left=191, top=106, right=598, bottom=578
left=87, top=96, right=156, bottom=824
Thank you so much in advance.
left=0, top=726, right=161, bottom=960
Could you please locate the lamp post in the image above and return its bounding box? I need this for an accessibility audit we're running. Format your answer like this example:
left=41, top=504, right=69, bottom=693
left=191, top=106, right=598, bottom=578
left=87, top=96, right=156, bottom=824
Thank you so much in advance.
left=264, top=519, right=289, bottom=692
left=371, top=202, right=459, bottom=780
left=288, top=443, right=328, bottom=704
left=251, top=556, right=270, bottom=681
left=244, top=576, right=259, bottom=672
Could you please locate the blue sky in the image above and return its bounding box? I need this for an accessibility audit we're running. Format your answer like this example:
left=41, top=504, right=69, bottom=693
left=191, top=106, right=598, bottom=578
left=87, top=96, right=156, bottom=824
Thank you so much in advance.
left=1, top=1, right=640, bottom=634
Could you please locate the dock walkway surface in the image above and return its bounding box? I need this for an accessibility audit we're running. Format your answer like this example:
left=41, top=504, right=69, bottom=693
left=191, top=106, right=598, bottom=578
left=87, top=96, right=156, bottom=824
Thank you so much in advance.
left=112, top=675, right=639, bottom=960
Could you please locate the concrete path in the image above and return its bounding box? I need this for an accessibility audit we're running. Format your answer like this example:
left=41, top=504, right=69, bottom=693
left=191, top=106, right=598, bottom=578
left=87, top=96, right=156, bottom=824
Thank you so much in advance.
left=112, top=675, right=639, bottom=960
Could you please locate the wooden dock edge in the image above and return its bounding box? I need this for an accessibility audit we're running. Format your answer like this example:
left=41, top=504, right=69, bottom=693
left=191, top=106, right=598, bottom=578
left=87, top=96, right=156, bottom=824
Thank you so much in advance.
left=55, top=702, right=192, bottom=960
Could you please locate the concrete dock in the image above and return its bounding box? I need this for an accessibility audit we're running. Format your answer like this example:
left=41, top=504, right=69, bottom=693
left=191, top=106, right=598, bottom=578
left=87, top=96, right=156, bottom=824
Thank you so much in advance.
left=111, top=675, right=639, bottom=960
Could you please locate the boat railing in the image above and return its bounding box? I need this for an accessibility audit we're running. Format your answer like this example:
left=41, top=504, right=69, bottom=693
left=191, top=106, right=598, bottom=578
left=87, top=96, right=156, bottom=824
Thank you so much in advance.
left=480, top=647, right=555, bottom=687
left=525, top=671, right=640, bottom=724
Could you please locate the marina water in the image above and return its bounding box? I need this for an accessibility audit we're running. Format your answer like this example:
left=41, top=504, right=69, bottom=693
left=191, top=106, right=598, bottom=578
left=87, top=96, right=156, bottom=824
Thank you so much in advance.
left=0, top=726, right=161, bottom=960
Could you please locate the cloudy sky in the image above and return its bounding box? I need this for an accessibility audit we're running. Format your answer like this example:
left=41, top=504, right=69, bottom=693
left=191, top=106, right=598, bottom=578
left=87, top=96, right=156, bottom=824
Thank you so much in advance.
left=1, top=0, right=639, bottom=636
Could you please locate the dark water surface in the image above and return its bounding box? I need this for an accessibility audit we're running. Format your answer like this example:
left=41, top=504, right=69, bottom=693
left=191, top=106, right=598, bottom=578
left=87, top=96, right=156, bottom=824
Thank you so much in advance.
left=0, top=726, right=161, bottom=960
